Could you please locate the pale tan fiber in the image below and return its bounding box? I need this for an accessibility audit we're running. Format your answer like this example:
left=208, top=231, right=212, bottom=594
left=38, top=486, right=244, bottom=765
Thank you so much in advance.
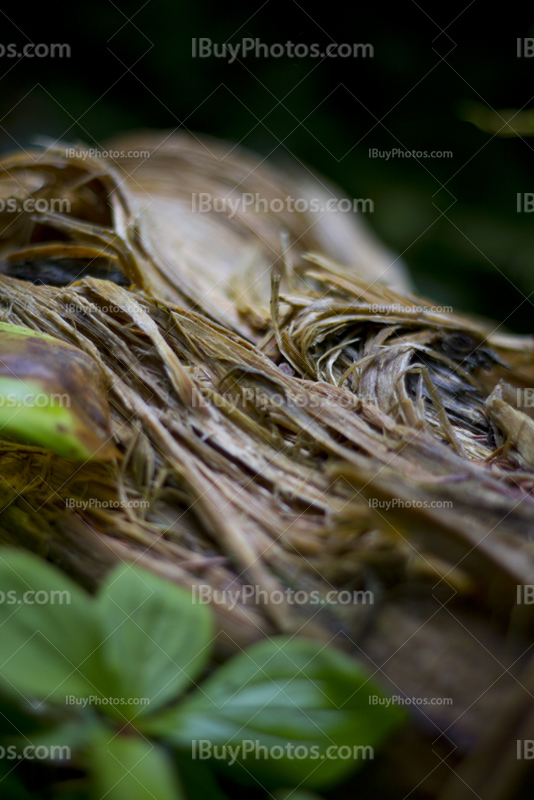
left=0, top=137, right=534, bottom=794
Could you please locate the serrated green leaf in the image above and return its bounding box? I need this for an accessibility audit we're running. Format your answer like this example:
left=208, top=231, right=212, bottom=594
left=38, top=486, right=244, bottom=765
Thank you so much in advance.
left=0, top=549, right=107, bottom=702
left=146, top=637, right=406, bottom=788
left=97, top=564, right=213, bottom=718
left=90, top=729, right=181, bottom=800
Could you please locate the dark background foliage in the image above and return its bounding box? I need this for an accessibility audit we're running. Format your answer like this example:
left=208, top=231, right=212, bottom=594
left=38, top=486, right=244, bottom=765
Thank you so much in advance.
left=1, top=3, right=533, bottom=331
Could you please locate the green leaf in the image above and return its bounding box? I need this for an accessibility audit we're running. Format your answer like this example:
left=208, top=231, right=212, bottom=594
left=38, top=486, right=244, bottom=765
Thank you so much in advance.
left=0, top=549, right=106, bottom=702
left=90, top=729, right=181, bottom=800
left=173, top=752, right=230, bottom=800
left=18, top=714, right=103, bottom=755
left=97, top=564, right=213, bottom=718
left=147, top=637, right=406, bottom=788
left=0, top=322, right=118, bottom=461
left=0, top=762, right=37, bottom=799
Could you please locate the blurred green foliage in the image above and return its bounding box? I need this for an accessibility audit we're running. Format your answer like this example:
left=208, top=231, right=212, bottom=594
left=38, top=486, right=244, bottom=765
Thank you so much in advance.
left=0, top=550, right=404, bottom=799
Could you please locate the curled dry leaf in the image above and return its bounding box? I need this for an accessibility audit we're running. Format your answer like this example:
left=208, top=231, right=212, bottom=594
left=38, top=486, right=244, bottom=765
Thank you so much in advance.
left=0, top=322, right=117, bottom=461
left=486, top=380, right=534, bottom=468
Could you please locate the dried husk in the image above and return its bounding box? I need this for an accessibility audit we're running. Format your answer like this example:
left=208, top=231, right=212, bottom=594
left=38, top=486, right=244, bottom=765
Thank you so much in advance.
left=0, top=136, right=533, bottom=797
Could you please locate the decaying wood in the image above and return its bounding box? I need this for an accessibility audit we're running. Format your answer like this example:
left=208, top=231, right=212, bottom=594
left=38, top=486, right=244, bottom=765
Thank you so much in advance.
left=0, top=135, right=534, bottom=796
